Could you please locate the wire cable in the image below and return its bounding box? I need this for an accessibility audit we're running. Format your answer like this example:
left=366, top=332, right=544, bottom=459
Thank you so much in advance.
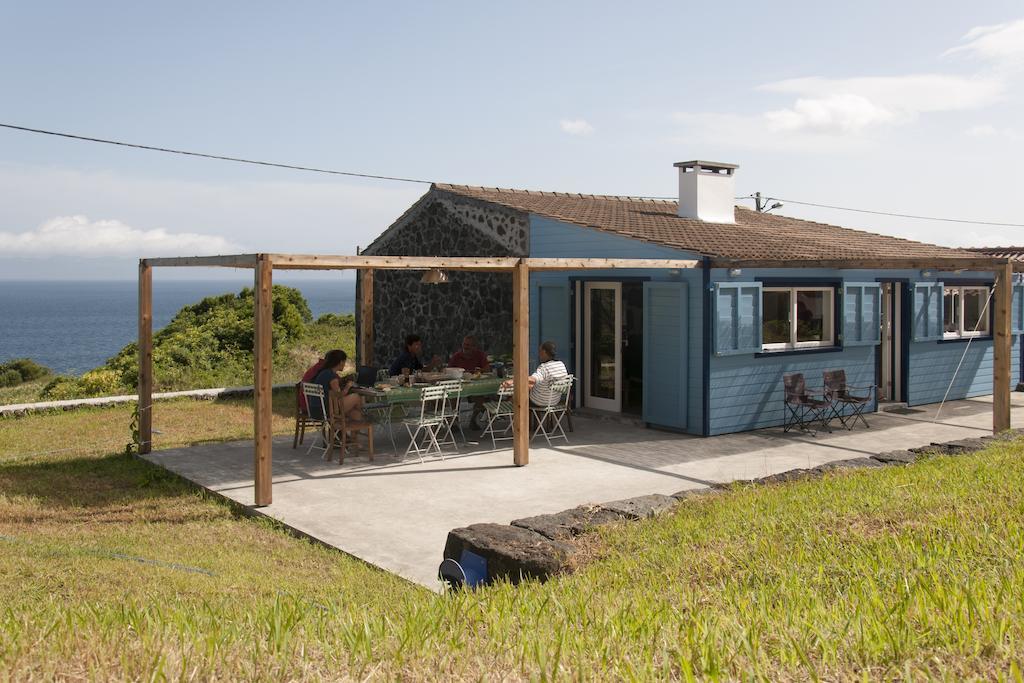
left=0, top=122, right=434, bottom=185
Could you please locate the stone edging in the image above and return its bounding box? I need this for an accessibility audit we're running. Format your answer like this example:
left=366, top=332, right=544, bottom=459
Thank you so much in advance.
left=442, top=428, right=1024, bottom=586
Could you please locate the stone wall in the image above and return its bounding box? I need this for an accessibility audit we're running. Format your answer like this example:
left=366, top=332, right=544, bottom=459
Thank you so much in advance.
left=361, top=193, right=529, bottom=369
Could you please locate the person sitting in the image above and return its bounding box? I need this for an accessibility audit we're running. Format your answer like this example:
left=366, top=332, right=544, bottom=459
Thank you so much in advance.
left=298, top=355, right=325, bottom=413
left=501, top=340, right=568, bottom=407
left=448, top=335, right=491, bottom=373
left=310, top=349, right=364, bottom=423
left=388, top=334, right=442, bottom=376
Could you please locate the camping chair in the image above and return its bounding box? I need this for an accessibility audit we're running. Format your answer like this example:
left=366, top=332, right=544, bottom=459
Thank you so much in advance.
left=481, top=384, right=515, bottom=449
left=325, top=389, right=374, bottom=464
left=357, top=365, right=400, bottom=453
left=401, top=384, right=448, bottom=462
left=435, top=378, right=466, bottom=450
left=293, top=381, right=321, bottom=448
left=823, top=369, right=875, bottom=430
left=530, top=375, right=575, bottom=446
left=782, top=373, right=832, bottom=435
left=300, top=382, right=330, bottom=455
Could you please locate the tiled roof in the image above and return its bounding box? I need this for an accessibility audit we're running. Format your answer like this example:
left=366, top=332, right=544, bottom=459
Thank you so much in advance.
left=433, top=183, right=980, bottom=263
left=966, top=247, right=1024, bottom=262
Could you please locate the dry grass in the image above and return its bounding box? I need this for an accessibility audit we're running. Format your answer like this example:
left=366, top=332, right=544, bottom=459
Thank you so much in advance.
left=2, top=401, right=1024, bottom=680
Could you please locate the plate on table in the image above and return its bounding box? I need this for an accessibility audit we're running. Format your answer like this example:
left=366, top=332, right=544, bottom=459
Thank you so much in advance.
left=412, top=382, right=430, bottom=387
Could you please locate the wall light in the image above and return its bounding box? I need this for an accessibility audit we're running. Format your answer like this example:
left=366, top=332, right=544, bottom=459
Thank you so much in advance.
left=921, top=270, right=933, bottom=278
left=729, top=268, right=743, bottom=277
left=420, top=268, right=450, bottom=285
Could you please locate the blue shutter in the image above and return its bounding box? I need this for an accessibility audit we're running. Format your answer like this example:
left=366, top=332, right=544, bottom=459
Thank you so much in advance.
left=842, top=282, right=882, bottom=346
left=643, top=282, right=687, bottom=429
left=912, top=282, right=944, bottom=342
left=713, top=282, right=762, bottom=355
left=1013, top=283, right=1024, bottom=335
left=538, top=284, right=571, bottom=373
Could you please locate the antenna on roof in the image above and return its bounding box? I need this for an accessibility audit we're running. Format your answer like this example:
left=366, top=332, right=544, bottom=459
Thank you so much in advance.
left=754, top=191, right=783, bottom=213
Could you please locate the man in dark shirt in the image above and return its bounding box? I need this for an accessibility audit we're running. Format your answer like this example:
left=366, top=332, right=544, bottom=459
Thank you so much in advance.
left=448, top=335, right=491, bottom=373
left=388, top=334, right=441, bottom=376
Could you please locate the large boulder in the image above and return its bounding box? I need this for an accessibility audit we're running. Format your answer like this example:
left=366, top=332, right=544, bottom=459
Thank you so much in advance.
left=511, top=505, right=624, bottom=542
left=599, top=494, right=678, bottom=520
left=872, top=450, right=917, bottom=465
left=443, top=523, right=574, bottom=584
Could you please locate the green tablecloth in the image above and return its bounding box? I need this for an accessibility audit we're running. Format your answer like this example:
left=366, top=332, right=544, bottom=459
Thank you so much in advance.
left=361, top=377, right=503, bottom=404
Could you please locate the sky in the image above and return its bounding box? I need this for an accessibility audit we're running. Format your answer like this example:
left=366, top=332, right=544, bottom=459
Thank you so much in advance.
left=1, top=1, right=1022, bottom=280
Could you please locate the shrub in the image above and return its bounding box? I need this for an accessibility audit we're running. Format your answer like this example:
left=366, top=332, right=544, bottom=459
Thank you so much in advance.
left=0, top=369, right=22, bottom=388
left=2, top=358, right=50, bottom=382
left=40, top=376, right=85, bottom=401
left=315, top=313, right=356, bottom=327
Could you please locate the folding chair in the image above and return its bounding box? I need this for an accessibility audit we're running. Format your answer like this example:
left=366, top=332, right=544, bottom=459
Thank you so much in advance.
left=435, top=378, right=465, bottom=450
left=401, top=385, right=448, bottom=462
left=530, top=375, right=574, bottom=446
left=782, top=373, right=832, bottom=435
left=292, top=381, right=320, bottom=448
left=325, top=389, right=374, bottom=464
left=823, top=369, right=875, bottom=430
left=481, top=384, right=515, bottom=449
left=300, top=382, right=330, bottom=455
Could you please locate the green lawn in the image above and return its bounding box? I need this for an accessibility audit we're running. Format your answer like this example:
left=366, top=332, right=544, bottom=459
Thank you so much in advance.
left=1, top=402, right=1023, bottom=680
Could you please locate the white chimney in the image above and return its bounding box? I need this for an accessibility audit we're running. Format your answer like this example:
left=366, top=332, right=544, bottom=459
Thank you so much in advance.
left=674, top=160, right=738, bottom=224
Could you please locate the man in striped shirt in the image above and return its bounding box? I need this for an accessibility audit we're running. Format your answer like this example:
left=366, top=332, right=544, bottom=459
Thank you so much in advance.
left=503, top=340, right=569, bottom=407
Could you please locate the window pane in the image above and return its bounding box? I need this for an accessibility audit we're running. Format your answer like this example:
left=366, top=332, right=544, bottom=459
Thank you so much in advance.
left=963, top=288, right=988, bottom=333
left=762, top=290, right=791, bottom=344
left=795, top=289, right=828, bottom=342
left=943, top=288, right=960, bottom=334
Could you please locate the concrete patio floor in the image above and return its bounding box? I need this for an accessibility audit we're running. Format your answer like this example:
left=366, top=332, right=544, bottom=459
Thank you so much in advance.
left=142, top=394, right=1024, bottom=590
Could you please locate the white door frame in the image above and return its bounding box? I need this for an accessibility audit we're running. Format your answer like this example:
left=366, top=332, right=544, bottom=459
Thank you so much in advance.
left=583, top=282, right=622, bottom=412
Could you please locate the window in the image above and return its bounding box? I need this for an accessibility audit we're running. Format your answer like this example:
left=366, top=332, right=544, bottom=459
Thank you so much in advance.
left=762, top=287, right=834, bottom=351
left=943, top=286, right=990, bottom=338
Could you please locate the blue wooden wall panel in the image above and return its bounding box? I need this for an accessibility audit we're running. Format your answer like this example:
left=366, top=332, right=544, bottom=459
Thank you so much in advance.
left=906, top=336, right=1021, bottom=406
left=643, top=282, right=687, bottom=429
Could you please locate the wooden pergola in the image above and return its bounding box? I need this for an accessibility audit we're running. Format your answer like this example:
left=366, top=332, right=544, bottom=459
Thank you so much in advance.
left=137, top=253, right=1016, bottom=506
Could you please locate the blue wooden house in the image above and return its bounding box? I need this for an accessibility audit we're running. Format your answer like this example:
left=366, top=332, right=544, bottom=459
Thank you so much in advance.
left=361, top=161, right=1022, bottom=436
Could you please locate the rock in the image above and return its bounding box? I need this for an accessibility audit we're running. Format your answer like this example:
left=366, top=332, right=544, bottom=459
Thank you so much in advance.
left=598, top=494, right=678, bottom=520
left=815, top=457, right=884, bottom=472
left=755, top=468, right=820, bottom=484
left=670, top=487, right=725, bottom=501
left=935, top=438, right=987, bottom=454
left=511, top=505, right=624, bottom=542
left=443, top=523, right=574, bottom=584
left=872, top=450, right=917, bottom=465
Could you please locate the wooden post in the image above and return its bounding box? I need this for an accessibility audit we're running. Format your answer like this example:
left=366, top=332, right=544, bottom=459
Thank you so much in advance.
left=994, top=261, right=1013, bottom=433
left=359, top=268, right=374, bottom=365
left=254, top=255, right=274, bottom=505
left=137, top=260, right=153, bottom=455
left=512, top=260, right=530, bottom=466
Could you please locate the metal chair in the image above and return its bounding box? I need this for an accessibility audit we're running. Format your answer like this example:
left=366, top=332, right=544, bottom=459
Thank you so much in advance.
left=481, top=384, right=515, bottom=449
left=530, top=375, right=575, bottom=446
left=782, top=373, right=832, bottom=435
left=401, top=384, right=448, bottom=462
left=300, top=382, right=330, bottom=455
left=325, top=389, right=374, bottom=464
left=823, top=369, right=875, bottom=430
left=292, top=381, right=320, bottom=448
left=435, top=378, right=466, bottom=449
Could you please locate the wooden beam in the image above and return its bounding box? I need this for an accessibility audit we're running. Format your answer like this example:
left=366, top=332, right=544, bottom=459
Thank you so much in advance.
left=145, top=254, right=259, bottom=268
left=523, top=258, right=701, bottom=271
left=994, top=261, right=1013, bottom=433
left=268, top=254, right=520, bottom=271
left=512, top=260, right=530, bottom=466
left=137, top=260, right=153, bottom=455
left=359, top=268, right=374, bottom=365
left=709, top=257, right=1006, bottom=271
left=253, top=255, right=274, bottom=505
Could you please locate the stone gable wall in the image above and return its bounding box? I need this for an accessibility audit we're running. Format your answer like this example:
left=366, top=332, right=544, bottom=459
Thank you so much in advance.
left=361, top=194, right=528, bottom=369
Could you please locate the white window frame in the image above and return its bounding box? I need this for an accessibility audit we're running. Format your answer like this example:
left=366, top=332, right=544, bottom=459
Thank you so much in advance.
left=761, top=286, right=835, bottom=352
left=943, top=285, right=991, bottom=339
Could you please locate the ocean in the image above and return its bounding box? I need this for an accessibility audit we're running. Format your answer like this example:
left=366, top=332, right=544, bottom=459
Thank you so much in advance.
left=0, top=279, right=355, bottom=376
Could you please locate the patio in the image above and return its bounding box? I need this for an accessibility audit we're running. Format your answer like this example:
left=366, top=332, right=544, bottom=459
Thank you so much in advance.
left=142, top=393, right=1024, bottom=590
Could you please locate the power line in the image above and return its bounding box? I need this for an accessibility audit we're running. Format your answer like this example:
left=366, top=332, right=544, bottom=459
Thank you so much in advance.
left=735, top=194, right=1024, bottom=228
left=4, top=121, right=1023, bottom=228
left=0, top=122, right=434, bottom=185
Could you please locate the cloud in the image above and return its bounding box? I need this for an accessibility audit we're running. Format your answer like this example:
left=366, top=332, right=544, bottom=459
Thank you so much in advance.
left=560, top=118, right=595, bottom=136
left=965, top=123, right=1021, bottom=141
left=944, top=18, right=1024, bottom=69
left=0, top=215, right=241, bottom=257
left=759, top=74, right=1003, bottom=134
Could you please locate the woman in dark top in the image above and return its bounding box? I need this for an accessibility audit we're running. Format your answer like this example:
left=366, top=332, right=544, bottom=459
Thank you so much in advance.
left=310, top=349, right=364, bottom=421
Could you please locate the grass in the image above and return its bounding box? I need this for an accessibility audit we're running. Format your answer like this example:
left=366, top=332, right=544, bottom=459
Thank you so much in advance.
left=2, top=402, right=1024, bottom=679
left=0, top=376, right=53, bottom=405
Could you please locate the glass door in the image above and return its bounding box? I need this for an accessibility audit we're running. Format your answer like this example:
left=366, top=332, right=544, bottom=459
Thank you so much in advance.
left=584, top=282, right=622, bottom=412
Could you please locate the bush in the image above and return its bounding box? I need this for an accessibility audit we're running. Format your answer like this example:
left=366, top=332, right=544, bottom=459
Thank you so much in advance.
left=315, top=313, right=356, bottom=327
left=0, top=369, right=22, bottom=388
left=40, top=376, right=85, bottom=401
